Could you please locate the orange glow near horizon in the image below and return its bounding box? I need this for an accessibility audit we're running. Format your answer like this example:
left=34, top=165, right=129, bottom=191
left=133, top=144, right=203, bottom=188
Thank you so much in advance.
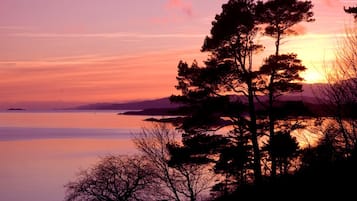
left=0, top=0, right=356, bottom=108
left=285, top=33, right=339, bottom=84
left=0, top=48, right=206, bottom=103
left=301, top=70, right=327, bottom=83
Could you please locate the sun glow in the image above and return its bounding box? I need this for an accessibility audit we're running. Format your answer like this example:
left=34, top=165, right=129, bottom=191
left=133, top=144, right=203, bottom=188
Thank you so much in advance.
left=302, top=69, right=327, bottom=83
left=284, top=33, right=340, bottom=84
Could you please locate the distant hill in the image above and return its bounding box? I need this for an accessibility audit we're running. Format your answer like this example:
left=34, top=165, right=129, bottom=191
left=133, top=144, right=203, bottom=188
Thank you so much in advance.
left=73, top=83, right=327, bottom=112
left=73, top=97, right=180, bottom=110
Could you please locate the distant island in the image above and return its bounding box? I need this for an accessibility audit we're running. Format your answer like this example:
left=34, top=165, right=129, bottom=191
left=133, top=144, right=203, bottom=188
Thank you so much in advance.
left=120, top=107, right=180, bottom=116
left=7, top=108, right=25, bottom=111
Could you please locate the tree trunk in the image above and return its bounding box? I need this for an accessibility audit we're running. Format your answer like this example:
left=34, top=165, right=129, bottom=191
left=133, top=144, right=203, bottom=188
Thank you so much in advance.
left=247, top=78, right=262, bottom=184
left=269, top=74, right=276, bottom=178
left=270, top=30, right=281, bottom=178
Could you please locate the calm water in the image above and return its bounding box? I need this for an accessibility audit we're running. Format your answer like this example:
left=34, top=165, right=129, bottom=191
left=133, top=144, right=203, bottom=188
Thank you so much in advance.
left=0, top=110, right=155, bottom=201
left=0, top=111, right=322, bottom=201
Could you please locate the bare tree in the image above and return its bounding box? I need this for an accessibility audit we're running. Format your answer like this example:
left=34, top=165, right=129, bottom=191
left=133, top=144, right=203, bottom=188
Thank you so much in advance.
left=319, top=25, right=357, bottom=156
left=64, top=155, right=158, bottom=201
left=133, top=123, right=214, bottom=201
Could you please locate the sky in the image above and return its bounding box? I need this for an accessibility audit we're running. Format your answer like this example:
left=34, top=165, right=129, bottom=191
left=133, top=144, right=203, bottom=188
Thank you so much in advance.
left=0, top=0, right=357, bottom=109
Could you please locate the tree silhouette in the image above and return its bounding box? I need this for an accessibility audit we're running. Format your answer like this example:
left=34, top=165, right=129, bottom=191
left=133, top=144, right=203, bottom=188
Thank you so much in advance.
left=171, top=0, right=263, bottom=185
left=134, top=124, right=214, bottom=201
left=256, top=0, right=313, bottom=177
left=256, top=0, right=314, bottom=56
left=344, top=5, right=357, bottom=19
left=64, top=155, right=157, bottom=201
left=171, top=0, right=314, bottom=186
left=259, top=54, right=306, bottom=94
left=212, top=126, right=252, bottom=196
left=258, top=53, right=307, bottom=176
left=264, top=131, right=300, bottom=175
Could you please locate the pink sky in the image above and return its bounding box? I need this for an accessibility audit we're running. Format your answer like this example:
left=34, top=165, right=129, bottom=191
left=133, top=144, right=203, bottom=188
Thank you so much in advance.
left=0, top=0, right=356, bottom=109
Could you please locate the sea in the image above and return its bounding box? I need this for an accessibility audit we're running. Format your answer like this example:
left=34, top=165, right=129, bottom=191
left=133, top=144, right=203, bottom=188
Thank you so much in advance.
left=0, top=110, right=156, bottom=201
left=0, top=110, right=322, bottom=201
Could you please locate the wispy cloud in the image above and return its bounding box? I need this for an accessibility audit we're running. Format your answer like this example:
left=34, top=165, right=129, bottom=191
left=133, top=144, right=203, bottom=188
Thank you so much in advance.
left=0, top=48, right=204, bottom=71
left=9, top=32, right=204, bottom=39
left=149, top=0, right=195, bottom=25
left=0, top=26, right=28, bottom=30
left=0, top=47, right=205, bottom=102
left=289, top=33, right=348, bottom=40
left=165, top=0, right=193, bottom=17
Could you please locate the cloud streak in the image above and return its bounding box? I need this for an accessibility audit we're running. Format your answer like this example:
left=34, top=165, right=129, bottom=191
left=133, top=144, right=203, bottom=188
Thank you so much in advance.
left=0, top=26, right=28, bottom=30
left=0, top=47, right=206, bottom=102
left=9, top=32, right=204, bottom=39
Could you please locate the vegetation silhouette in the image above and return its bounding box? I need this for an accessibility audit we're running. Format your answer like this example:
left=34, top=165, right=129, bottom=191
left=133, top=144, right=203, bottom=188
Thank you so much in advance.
left=317, top=6, right=357, bottom=158
left=345, top=5, right=357, bottom=19
left=65, top=124, right=214, bottom=201
left=133, top=124, right=214, bottom=201
left=65, top=155, right=157, bottom=201
left=65, top=1, right=357, bottom=201
left=170, top=0, right=313, bottom=190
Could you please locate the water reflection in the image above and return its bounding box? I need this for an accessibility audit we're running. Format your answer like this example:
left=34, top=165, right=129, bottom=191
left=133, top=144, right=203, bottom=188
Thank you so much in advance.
left=0, top=139, right=136, bottom=201
left=0, top=111, right=327, bottom=201
left=0, top=111, right=149, bottom=201
left=0, top=110, right=152, bottom=129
